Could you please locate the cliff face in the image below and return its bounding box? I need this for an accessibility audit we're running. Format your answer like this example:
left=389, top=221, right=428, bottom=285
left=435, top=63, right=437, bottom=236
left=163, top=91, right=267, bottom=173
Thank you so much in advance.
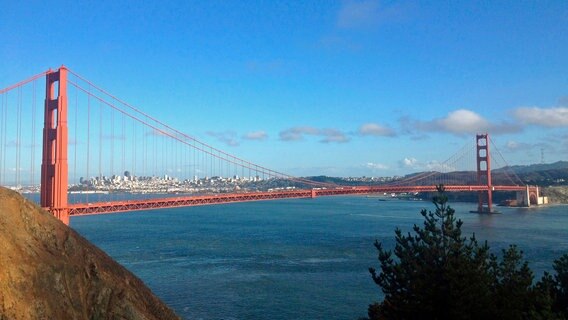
left=541, top=186, right=568, bottom=204
left=0, top=187, right=180, bottom=320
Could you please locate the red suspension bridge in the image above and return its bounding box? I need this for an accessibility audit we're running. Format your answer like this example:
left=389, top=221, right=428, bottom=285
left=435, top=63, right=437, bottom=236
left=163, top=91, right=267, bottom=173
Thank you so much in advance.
left=0, top=66, right=539, bottom=225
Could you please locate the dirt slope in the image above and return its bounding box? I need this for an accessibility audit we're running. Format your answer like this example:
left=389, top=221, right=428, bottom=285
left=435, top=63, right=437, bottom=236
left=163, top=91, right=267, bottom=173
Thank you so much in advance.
left=0, top=187, right=180, bottom=320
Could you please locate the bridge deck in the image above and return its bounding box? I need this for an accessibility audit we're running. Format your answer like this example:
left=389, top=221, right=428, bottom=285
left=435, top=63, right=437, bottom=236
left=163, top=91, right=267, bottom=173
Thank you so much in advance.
left=65, top=185, right=532, bottom=216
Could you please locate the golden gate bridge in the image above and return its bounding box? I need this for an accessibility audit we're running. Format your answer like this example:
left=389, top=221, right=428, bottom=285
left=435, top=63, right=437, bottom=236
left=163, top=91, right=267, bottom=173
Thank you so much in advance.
left=0, top=66, right=540, bottom=225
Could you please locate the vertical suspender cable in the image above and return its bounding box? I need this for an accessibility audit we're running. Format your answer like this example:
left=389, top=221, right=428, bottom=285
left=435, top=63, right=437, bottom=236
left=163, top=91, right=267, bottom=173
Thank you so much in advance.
left=98, top=100, right=103, bottom=202
left=16, top=86, right=22, bottom=188
left=4, top=91, right=7, bottom=186
left=162, top=128, right=165, bottom=179
left=154, top=123, right=157, bottom=177
left=86, top=86, right=91, bottom=203
left=183, top=138, right=186, bottom=183
left=132, top=121, right=136, bottom=178
left=110, top=101, right=115, bottom=201
left=122, top=113, right=125, bottom=201
left=110, top=101, right=114, bottom=178
left=73, top=82, right=78, bottom=193
left=152, top=119, right=155, bottom=177
left=142, top=118, right=146, bottom=177
left=172, top=134, right=176, bottom=181
left=31, top=81, right=37, bottom=188
left=122, top=113, right=125, bottom=177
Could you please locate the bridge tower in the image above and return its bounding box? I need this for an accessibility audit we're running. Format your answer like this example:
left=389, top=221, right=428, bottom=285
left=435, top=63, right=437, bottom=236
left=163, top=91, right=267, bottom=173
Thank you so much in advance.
left=476, top=133, right=493, bottom=213
left=40, top=67, right=69, bottom=225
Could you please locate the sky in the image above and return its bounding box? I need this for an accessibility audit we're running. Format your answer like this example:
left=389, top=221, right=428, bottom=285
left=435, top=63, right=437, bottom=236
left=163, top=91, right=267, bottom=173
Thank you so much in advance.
left=1, top=0, right=567, bottom=177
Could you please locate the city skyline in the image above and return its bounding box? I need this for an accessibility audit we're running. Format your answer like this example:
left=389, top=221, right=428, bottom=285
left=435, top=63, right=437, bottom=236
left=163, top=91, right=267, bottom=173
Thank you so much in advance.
left=1, top=1, right=567, bottom=177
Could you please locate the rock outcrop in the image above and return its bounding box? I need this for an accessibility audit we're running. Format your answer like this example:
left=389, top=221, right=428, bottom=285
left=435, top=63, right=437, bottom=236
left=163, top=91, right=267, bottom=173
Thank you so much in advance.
left=541, top=186, right=568, bottom=204
left=0, top=187, right=180, bottom=320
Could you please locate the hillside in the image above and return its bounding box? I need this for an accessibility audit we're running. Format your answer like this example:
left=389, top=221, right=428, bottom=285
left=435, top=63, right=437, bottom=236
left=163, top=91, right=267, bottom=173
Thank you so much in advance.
left=496, top=161, right=568, bottom=174
left=302, top=161, right=568, bottom=188
left=495, top=161, right=568, bottom=186
left=0, top=187, right=180, bottom=320
left=541, top=186, right=568, bottom=204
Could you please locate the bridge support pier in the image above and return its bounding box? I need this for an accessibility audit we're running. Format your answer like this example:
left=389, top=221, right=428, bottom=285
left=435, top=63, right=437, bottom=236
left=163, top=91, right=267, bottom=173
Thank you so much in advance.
left=40, top=67, right=69, bottom=225
left=311, top=189, right=317, bottom=198
left=516, top=186, right=543, bottom=207
left=516, top=187, right=531, bottom=207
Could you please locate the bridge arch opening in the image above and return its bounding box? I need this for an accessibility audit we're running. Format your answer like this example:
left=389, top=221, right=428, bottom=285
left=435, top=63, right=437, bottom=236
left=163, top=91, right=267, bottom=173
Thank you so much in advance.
left=530, top=193, right=538, bottom=205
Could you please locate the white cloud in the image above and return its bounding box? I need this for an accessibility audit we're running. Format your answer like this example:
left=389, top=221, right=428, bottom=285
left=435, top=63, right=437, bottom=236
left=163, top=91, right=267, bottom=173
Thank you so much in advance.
left=406, top=109, right=521, bottom=136
left=512, top=107, right=568, bottom=127
left=399, top=157, right=454, bottom=172
left=320, top=129, right=350, bottom=143
left=425, top=161, right=455, bottom=172
left=147, top=129, right=169, bottom=137
left=279, top=126, right=350, bottom=143
left=358, top=123, right=396, bottom=137
left=401, top=157, right=419, bottom=168
left=206, top=131, right=239, bottom=147
left=243, top=131, right=268, bottom=141
left=279, top=126, right=320, bottom=141
left=504, top=140, right=552, bottom=157
left=505, top=140, right=530, bottom=151
left=435, top=109, right=489, bottom=133
left=506, top=141, right=520, bottom=150
left=366, top=162, right=389, bottom=170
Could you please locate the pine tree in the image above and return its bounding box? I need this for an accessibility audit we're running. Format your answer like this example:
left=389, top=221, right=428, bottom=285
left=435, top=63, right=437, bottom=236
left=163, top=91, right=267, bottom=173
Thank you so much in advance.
left=367, top=185, right=564, bottom=319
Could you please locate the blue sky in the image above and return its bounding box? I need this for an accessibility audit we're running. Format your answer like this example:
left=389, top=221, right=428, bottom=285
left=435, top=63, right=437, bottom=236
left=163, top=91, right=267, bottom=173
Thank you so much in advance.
left=1, top=1, right=567, bottom=177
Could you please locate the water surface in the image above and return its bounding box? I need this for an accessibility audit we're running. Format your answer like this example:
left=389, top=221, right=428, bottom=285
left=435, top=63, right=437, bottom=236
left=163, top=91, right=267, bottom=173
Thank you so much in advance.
left=71, top=196, right=568, bottom=320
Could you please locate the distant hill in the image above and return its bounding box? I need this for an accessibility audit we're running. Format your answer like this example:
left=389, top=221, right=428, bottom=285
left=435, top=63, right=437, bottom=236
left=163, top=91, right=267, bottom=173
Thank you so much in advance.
left=301, top=161, right=568, bottom=188
left=495, top=161, right=568, bottom=174
left=495, top=161, right=568, bottom=186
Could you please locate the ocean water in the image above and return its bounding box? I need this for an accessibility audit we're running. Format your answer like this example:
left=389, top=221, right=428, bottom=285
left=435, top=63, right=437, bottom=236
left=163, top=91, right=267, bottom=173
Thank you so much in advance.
left=71, top=196, right=568, bottom=320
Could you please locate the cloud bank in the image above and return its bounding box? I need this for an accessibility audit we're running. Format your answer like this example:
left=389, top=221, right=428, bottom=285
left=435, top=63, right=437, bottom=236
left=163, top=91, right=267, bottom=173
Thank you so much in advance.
left=512, top=107, right=568, bottom=127
left=404, top=109, right=521, bottom=136
left=243, top=131, right=268, bottom=141
left=399, top=157, right=455, bottom=172
left=366, top=162, right=389, bottom=170
left=358, top=123, right=396, bottom=137
left=279, top=126, right=350, bottom=143
left=206, top=131, right=239, bottom=147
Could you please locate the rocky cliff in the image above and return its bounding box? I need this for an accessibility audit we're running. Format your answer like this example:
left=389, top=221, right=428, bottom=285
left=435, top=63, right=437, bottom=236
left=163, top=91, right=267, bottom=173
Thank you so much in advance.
left=0, top=187, right=180, bottom=320
left=541, top=186, right=568, bottom=204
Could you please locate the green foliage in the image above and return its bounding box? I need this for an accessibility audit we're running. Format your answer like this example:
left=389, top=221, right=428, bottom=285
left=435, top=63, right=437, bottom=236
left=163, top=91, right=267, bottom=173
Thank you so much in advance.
left=550, top=255, right=568, bottom=316
left=367, top=185, right=568, bottom=320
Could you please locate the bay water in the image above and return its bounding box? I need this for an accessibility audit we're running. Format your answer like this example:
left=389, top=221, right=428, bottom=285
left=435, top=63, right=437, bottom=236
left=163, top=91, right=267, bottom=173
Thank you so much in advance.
left=71, top=196, right=568, bottom=320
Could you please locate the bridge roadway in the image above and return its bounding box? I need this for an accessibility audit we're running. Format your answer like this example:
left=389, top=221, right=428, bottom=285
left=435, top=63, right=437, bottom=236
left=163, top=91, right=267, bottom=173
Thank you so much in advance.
left=66, top=185, right=532, bottom=216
